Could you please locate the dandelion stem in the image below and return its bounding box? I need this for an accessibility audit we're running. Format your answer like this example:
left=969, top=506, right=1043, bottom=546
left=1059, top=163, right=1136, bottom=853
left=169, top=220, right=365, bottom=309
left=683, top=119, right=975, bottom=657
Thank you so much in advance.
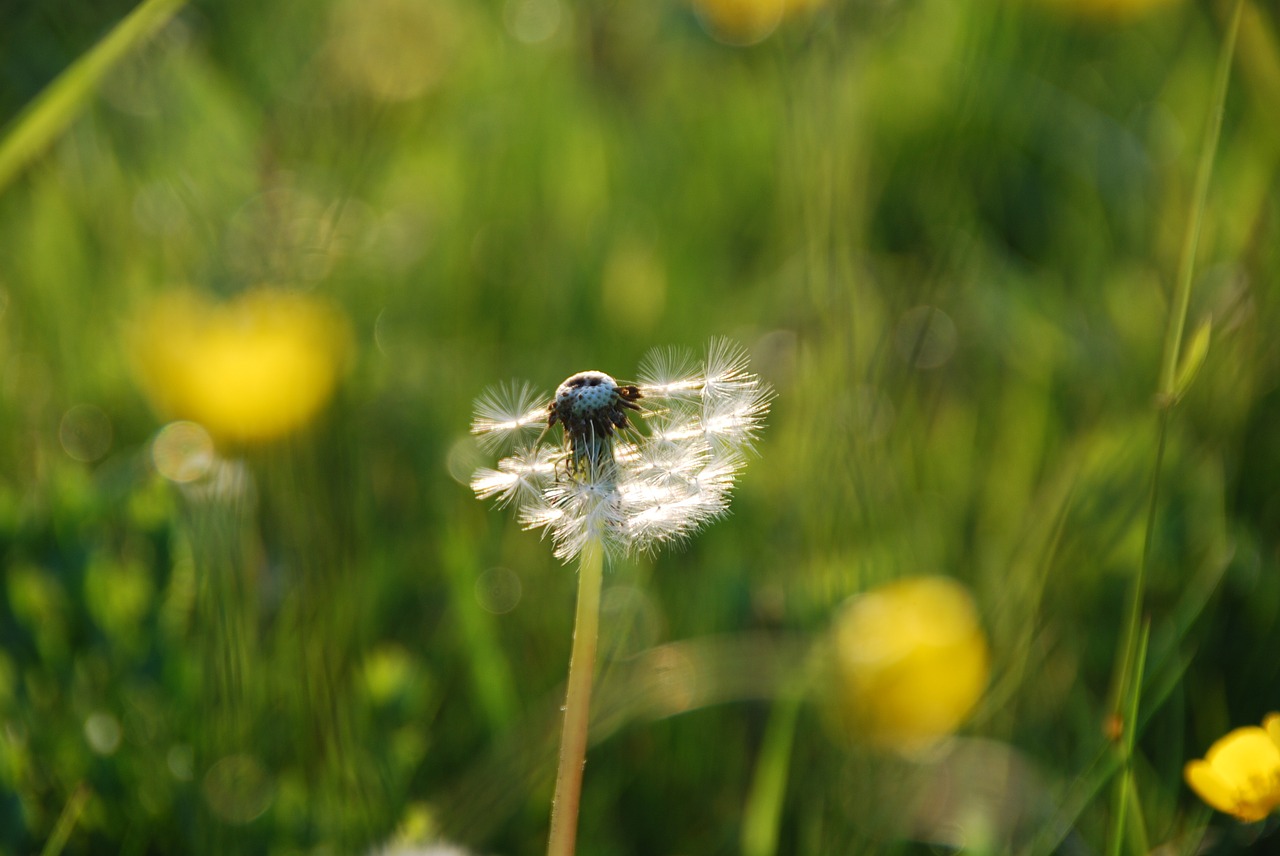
left=546, top=537, right=605, bottom=856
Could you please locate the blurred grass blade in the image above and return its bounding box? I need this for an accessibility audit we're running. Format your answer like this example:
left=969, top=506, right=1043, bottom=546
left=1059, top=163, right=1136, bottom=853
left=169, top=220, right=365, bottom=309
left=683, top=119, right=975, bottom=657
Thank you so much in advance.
left=444, top=528, right=518, bottom=732
left=1107, top=621, right=1150, bottom=856
left=1171, top=317, right=1212, bottom=404
left=1123, top=622, right=1151, bottom=856
left=40, top=782, right=90, bottom=856
left=0, top=0, right=185, bottom=195
left=742, top=693, right=801, bottom=856
left=1108, top=1, right=1243, bottom=848
left=1156, top=0, right=1243, bottom=402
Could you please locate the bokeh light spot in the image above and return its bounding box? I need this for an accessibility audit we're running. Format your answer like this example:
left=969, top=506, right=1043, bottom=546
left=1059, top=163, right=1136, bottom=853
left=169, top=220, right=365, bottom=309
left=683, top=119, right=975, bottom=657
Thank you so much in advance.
left=325, top=0, right=455, bottom=101
left=167, top=744, right=194, bottom=781
left=504, top=0, right=562, bottom=44
left=363, top=645, right=416, bottom=705
left=152, top=421, right=215, bottom=483
left=203, top=754, right=274, bottom=824
left=475, top=567, right=523, bottom=614
left=445, top=436, right=487, bottom=487
left=59, top=404, right=113, bottom=462
left=84, top=711, right=123, bottom=755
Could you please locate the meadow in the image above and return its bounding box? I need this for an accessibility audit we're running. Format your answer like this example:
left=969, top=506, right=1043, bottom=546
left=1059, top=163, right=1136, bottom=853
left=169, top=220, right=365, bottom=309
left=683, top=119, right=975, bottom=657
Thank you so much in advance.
left=1, top=0, right=1279, bottom=853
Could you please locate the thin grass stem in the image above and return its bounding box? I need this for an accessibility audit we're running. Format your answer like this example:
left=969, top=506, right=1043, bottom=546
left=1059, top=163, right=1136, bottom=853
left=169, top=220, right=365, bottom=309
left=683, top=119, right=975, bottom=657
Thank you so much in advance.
left=1107, top=621, right=1151, bottom=856
left=546, top=537, right=605, bottom=856
left=1112, top=0, right=1244, bottom=724
left=1107, top=1, right=1243, bottom=850
left=39, top=782, right=89, bottom=856
left=741, top=691, right=803, bottom=856
left=1156, top=0, right=1244, bottom=403
left=0, top=0, right=185, bottom=194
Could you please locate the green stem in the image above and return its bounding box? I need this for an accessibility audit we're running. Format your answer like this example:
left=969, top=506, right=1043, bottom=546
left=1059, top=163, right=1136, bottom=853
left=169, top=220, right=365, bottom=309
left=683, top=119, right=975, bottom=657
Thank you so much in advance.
left=40, top=783, right=90, bottom=856
left=1156, top=0, right=1242, bottom=401
left=1107, top=622, right=1151, bottom=856
left=741, top=692, right=802, bottom=856
left=0, top=0, right=186, bottom=195
left=1114, top=0, right=1243, bottom=723
left=1108, top=2, right=1242, bottom=852
left=546, top=538, right=605, bottom=856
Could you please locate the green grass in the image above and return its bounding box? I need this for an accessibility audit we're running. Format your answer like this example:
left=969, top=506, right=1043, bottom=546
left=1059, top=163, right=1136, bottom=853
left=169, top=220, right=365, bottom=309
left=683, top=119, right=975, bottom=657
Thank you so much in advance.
left=2, top=0, right=1279, bottom=853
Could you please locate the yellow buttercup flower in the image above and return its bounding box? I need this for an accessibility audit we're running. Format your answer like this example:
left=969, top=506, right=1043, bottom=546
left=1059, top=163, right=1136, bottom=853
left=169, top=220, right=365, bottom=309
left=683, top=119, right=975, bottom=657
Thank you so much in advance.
left=1184, top=714, right=1280, bottom=823
left=692, top=0, right=826, bottom=46
left=1036, top=0, right=1183, bottom=22
left=826, top=576, right=989, bottom=753
left=133, top=289, right=350, bottom=443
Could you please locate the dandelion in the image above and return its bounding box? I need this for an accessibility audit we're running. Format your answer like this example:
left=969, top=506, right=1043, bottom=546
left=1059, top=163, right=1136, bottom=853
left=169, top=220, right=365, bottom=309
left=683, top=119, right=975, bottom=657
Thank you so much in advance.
left=470, top=338, right=771, bottom=562
left=1184, top=713, right=1280, bottom=823
left=468, top=339, right=770, bottom=856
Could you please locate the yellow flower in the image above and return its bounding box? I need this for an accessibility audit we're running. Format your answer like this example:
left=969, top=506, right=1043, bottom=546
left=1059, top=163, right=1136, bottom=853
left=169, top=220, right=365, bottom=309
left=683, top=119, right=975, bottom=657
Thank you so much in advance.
left=132, top=289, right=350, bottom=443
left=1184, top=714, right=1280, bottom=823
left=826, top=576, right=989, bottom=753
left=1035, top=0, right=1183, bottom=22
left=692, top=0, right=825, bottom=47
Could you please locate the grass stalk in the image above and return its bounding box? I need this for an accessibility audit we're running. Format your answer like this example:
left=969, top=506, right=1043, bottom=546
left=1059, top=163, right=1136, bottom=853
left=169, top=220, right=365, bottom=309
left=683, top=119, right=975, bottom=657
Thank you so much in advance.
left=741, top=692, right=802, bottom=856
left=546, top=537, right=605, bottom=856
left=1108, top=1, right=1242, bottom=850
left=1107, top=621, right=1151, bottom=856
left=0, top=0, right=185, bottom=194
left=1156, top=0, right=1244, bottom=404
left=39, top=783, right=89, bottom=856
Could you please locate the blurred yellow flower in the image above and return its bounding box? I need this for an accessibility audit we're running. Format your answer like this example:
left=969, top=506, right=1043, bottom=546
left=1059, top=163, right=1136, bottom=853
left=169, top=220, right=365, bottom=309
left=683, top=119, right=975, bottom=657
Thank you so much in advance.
left=1036, top=0, right=1182, bottom=22
left=1184, top=714, right=1280, bottom=823
left=693, top=0, right=825, bottom=46
left=132, top=289, right=350, bottom=443
left=827, top=576, right=989, bottom=752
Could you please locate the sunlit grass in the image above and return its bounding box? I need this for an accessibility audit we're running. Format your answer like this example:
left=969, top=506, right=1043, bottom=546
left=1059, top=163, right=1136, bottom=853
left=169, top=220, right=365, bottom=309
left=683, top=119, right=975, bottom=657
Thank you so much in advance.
left=2, top=0, right=1279, bottom=854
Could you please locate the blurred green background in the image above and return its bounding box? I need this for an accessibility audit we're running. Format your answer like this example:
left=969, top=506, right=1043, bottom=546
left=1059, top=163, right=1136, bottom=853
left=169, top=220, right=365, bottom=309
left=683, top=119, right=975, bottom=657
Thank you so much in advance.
left=2, top=0, right=1279, bottom=853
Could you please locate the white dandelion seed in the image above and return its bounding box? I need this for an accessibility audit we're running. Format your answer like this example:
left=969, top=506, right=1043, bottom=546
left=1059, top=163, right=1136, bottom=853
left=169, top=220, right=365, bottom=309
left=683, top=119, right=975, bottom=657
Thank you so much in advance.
left=469, top=340, right=772, bottom=561
left=471, top=381, right=548, bottom=451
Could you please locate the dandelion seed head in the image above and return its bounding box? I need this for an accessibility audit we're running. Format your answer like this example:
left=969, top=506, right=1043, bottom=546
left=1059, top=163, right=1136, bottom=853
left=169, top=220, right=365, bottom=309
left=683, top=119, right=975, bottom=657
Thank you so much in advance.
left=554, top=371, right=621, bottom=417
left=469, top=340, right=770, bottom=562
left=469, top=444, right=556, bottom=506
left=550, top=371, right=642, bottom=456
left=638, top=347, right=701, bottom=399
left=471, top=381, right=547, bottom=451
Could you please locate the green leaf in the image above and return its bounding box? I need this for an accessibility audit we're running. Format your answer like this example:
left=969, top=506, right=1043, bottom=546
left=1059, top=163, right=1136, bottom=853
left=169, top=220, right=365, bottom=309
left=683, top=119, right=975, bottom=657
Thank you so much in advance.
left=1171, top=317, right=1212, bottom=404
left=0, top=0, right=186, bottom=195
